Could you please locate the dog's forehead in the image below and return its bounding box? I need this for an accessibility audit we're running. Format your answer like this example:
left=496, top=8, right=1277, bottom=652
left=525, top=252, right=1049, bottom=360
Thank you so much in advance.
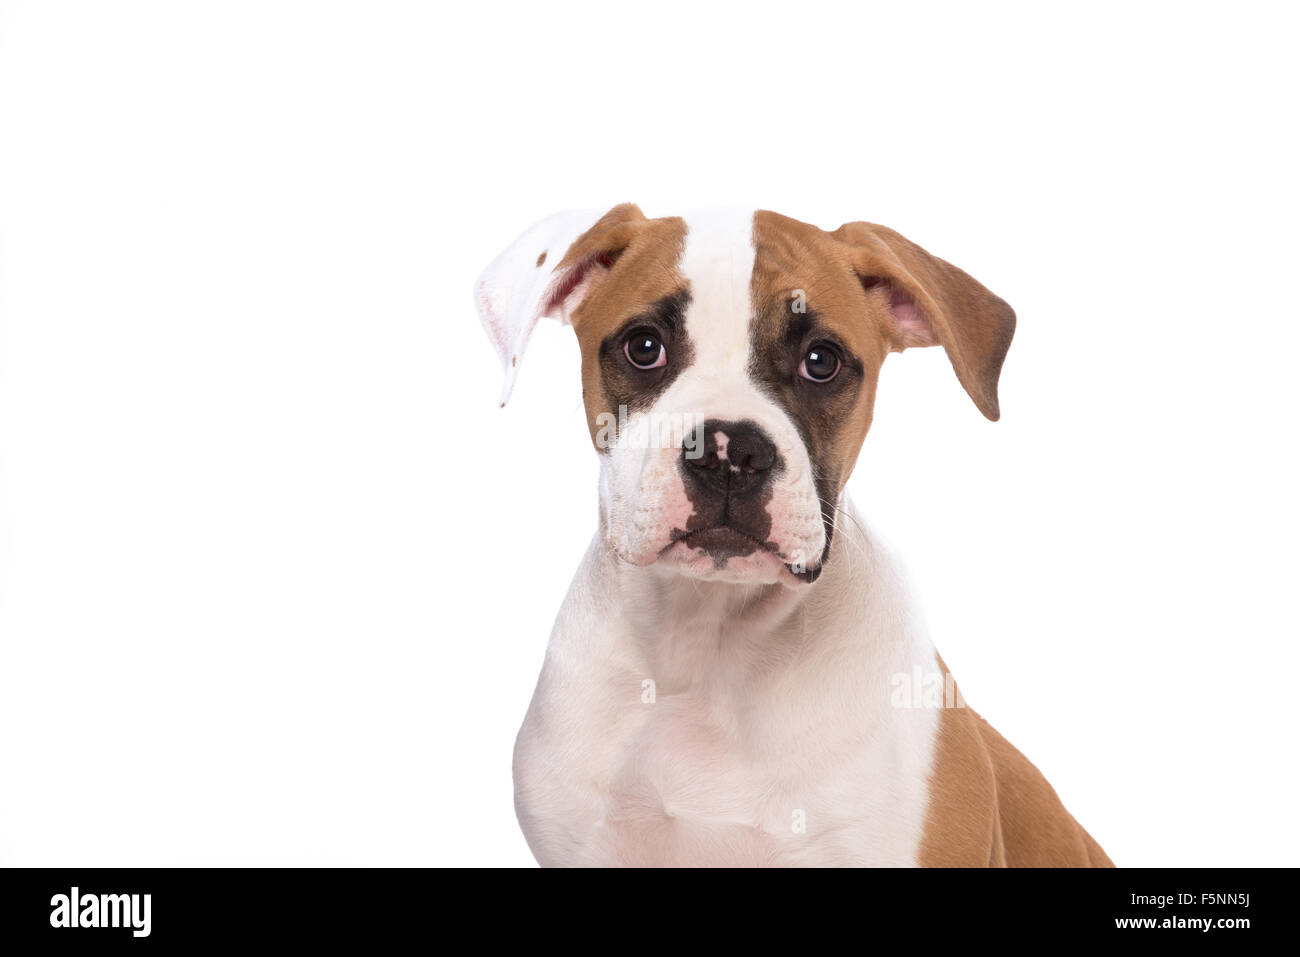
left=676, top=208, right=760, bottom=368
left=641, top=208, right=799, bottom=428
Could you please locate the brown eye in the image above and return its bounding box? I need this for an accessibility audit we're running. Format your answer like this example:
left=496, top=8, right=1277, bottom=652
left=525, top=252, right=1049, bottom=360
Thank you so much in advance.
left=624, top=330, right=666, bottom=369
left=799, top=343, right=840, bottom=382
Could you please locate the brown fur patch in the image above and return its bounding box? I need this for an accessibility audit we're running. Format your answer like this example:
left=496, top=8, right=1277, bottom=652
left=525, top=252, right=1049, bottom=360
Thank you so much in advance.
left=919, top=659, right=1113, bottom=867
left=552, top=204, right=690, bottom=448
left=535, top=250, right=547, bottom=267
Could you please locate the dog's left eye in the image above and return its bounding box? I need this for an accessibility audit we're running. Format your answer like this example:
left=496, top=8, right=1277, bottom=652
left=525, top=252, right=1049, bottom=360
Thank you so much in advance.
left=799, top=343, right=841, bottom=382
left=624, top=330, right=667, bottom=369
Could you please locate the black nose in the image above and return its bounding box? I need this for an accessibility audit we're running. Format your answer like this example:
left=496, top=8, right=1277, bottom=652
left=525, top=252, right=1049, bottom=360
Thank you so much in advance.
left=683, top=419, right=779, bottom=496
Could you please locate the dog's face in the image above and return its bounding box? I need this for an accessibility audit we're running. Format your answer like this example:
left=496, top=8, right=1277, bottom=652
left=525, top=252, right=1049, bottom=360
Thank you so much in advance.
left=477, top=206, right=1014, bottom=585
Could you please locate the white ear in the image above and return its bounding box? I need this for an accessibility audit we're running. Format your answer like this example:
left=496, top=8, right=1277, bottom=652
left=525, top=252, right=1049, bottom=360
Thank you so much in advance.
left=474, top=208, right=607, bottom=406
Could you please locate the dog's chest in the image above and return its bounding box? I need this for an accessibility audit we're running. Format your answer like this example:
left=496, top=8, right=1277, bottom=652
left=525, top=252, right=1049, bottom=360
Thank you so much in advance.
left=512, top=544, right=942, bottom=867
left=590, top=693, right=802, bottom=866
left=515, top=677, right=931, bottom=867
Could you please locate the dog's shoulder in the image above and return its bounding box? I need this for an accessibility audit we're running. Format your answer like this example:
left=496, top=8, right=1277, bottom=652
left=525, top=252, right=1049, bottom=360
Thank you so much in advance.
left=918, top=676, right=1113, bottom=868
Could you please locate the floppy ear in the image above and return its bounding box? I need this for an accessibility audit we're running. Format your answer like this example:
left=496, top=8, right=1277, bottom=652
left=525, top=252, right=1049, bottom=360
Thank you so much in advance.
left=474, top=203, right=646, bottom=406
left=830, top=222, right=1016, bottom=421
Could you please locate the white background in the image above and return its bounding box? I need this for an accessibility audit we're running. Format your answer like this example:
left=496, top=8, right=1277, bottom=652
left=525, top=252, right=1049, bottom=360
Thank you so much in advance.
left=1, top=1, right=1296, bottom=867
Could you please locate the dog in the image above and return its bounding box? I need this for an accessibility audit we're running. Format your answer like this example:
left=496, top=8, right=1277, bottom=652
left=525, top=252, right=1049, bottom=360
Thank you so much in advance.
left=475, top=205, right=1112, bottom=867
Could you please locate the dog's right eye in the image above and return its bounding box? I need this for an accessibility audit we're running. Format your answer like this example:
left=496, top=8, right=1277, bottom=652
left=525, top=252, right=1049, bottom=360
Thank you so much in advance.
left=624, top=330, right=666, bottom=369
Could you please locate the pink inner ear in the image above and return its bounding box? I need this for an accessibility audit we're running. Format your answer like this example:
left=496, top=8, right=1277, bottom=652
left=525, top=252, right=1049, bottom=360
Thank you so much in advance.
left=541, top=249, right=622, bottom=324
left=887, top=286, right=938, bottom=349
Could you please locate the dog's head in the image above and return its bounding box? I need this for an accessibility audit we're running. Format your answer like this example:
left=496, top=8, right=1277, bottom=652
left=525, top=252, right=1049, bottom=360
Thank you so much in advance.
left=476, top=205, right=1014, bottom=586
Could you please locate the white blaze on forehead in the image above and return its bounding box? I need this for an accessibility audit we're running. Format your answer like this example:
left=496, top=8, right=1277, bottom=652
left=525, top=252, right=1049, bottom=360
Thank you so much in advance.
left=678, top=208, right=758, bottom=374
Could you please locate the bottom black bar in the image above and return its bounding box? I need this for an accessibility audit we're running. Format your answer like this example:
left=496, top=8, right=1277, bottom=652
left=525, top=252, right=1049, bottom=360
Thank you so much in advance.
left=0, top=866, right=1281, bottom=945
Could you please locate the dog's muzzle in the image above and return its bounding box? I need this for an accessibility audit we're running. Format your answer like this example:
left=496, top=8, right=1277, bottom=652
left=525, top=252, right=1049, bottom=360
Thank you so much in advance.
left=671, top=419, right=783, bottom=557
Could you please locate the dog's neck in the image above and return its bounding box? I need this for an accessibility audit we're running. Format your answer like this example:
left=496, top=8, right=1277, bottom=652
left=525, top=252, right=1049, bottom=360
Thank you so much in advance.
left=592, top=494, right=892, bottom=692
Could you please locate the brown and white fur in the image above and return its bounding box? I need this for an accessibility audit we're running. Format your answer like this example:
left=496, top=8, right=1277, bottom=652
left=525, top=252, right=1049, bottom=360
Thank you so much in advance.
left=475, top=204, right=1112, bottom=867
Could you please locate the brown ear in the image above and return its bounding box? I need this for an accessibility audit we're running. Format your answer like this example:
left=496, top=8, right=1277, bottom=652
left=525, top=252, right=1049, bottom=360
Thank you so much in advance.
left=830, top=222, right=1016, bottom=421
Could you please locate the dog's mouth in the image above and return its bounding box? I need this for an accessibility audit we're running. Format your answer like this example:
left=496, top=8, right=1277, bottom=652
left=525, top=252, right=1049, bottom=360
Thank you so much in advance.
left=663, top=526, right=820, bottom=583
left=674, top=526, right=769, bottom=556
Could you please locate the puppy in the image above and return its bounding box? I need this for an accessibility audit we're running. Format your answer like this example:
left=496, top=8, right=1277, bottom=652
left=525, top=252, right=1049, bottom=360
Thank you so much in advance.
left=475, top=205, right=1111, bottom=867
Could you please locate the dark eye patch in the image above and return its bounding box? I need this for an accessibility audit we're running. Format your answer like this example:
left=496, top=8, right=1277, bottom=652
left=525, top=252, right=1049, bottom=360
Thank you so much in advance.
left=748, top=300, right=864, bottom=569
left=597, top=288, right=695, bottom=416
left=772, top=308, right=862, bottom=383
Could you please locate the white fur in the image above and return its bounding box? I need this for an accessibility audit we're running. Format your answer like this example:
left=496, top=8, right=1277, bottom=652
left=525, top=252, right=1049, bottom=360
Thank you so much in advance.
left=513, top=501, right=941, bottom=866
left=474, top=208, right=605, bottom=405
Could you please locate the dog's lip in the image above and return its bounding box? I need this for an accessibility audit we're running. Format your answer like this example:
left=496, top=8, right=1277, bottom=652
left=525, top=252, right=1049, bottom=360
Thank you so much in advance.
left=662, top=526, right=819, bottom=582
left=672, top=526, right=775, bottom=552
